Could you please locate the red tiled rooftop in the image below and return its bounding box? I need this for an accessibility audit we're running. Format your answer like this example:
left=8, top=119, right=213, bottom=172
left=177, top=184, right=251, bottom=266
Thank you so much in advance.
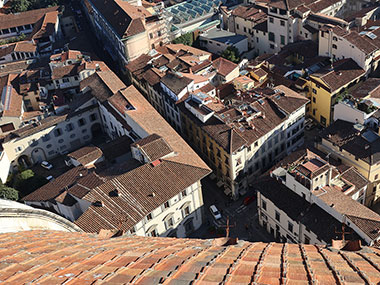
left=0, top=231, right=379, bottom=284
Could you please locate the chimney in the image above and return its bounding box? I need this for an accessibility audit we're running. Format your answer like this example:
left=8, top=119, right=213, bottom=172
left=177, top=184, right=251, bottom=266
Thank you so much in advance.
left=151, top=159, right=162, bottom=167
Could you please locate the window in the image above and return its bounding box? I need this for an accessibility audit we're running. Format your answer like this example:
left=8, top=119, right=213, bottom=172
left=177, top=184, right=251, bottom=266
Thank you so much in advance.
left=62, top=78, right=69, bottom=83
left=244, top=27, right=247, bottom=33
left=312, top=109, right=316, bottom=116
left=280, top=35, right=285, bottom=45
left=280, top=20, right=285, bottom=26
left=320, top=115, right=326, bottom=126
left=90, top=113, right=97, bottom=121
left=149, top=33, right=153, bottom=39
left=236, top=24, right=240, bottom=30
left=304, top=235, right=310, bottom=244
left=333, top=36, right=337, bottom=41
left=42, top=134, right=50, bottom=142
left=58, top=139, right=64, bottom=144
left=78, top=118, right=86, bottom=127
left=375, top=174, right=379, bottom=180
left=182, top=189, right=187, bottom=197
left=184, top=218, right=194, bottom=233
left=74, top=76, right=79, bottom=81
left=262, top=200, right=267, bottom=210
left=312, top=97, right=316, bottom=103
left=269, top=32, right=275, bottom=42
left=29, top=139, right=38, bottom=147
left=332, top=44, right=337, bottom=49
left=15, top=146, right=22, bottom=152
left=288, top=222, right=293, bottom=232
left=46, top=144, right=52, bottom=149
left=270, top=44, right=275, bottom=49
left=312, top=88, right=317, bottom=94
left=165, top=217, right=174, bottom=229
left=146, top=213, right=153, bottom=221
left=54, top=128, right=62, bottom=137
left=149, top=229, right=158, bottom=237
left=182, top=205, right=191, bottom=217
left=275, top=211, right=280, bottom=221
left=157, top=30, right=161, bottom=37
left=164, top=201, right=170, bottom=209
left=65, top=123, right=74, bottom=132
left=269, top=17, right=274, bottom=23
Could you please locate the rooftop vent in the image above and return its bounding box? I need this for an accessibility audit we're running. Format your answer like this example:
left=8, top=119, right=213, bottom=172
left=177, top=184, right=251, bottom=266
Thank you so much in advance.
left=149, top=192, right=156, bottom=197
left=109, top=189, right=119, bottom=197
left=93, top=201, right=103, bottom=207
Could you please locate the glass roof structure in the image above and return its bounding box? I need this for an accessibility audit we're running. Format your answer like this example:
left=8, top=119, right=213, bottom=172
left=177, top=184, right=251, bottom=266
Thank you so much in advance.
left=166, top=0, right=223, bottom=25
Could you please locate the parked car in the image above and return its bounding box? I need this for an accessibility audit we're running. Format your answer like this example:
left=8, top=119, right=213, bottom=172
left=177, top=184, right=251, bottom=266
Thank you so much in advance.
left=41, top=161, right=53, bottom=170
left=305, top=118, right=316, bottom=131
left=209, top=205, right=222, bottom=220
left=46, top=175, right=54, bottom=182
left=243, top=196, right=256, bottom=206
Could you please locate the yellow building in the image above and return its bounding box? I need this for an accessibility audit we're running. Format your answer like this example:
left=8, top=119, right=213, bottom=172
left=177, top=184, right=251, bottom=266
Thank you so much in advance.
left=233, top=76, right=255, bottom=91
left=316, top=119, right=380, bottom=207
left=307, top=59, right=365, bottom=126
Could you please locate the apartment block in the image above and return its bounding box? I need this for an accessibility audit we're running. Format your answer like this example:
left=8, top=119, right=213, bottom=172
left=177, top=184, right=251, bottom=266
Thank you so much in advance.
left=180, top=85, right=308, bottom=198
left=319, top=24, right=380, bottom=73
left=261, top=148, right=380, bottom=246
left=20, top=68, right=211, bottom=238
left=82, top=0, right=169, bottom=69
left=307, top=58, right=365, bottom=126
left=316, top=119, right=380, bottom=206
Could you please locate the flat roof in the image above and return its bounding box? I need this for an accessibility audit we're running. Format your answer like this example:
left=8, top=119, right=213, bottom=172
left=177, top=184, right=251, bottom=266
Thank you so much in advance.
left=200, top=28, right=247, bottom=44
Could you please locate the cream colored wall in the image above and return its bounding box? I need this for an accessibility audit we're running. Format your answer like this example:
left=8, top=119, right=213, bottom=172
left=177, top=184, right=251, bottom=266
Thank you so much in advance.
left=132, top=182, right=204, bottom=238
left=124, top=32, right=150, bottom=62
left=224, top=66, right=240, bottom=83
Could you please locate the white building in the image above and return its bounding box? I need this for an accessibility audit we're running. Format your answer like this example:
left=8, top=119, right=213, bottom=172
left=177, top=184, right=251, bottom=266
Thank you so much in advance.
left=1, top=97, right=102, bottom=169
left=318, top=25, right=378, bottom=73
left=0, top=150, right=10, bottom=183
left=263, top=149, right=380, bottom=246
left=0, top=199, right=81, bottom=233
left=199, top=28, right=248, bottom=55
left=21, top=70, right=211, bottom=238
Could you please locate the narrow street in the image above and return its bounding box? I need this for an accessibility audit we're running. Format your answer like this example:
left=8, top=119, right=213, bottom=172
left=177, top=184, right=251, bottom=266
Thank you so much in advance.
left=189, top=177, right=274, bottom=242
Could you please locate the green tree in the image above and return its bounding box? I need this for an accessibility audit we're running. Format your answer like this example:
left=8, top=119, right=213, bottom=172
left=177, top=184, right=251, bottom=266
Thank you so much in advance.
left=10, top=0, right=61, bottom=13
left=172, top=33, right=194, bottom=46
left=221, top=46, right=240, bottom=63
left=0, top=184, right=19, bottom=201
left=12, top=170, right=47, bottom=198
left=10, top=0, right=31, bottom=13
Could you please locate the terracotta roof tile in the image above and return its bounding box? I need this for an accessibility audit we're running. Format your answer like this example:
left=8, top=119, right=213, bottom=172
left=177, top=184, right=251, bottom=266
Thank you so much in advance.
left=311, top=59, right=365, bottom=93
left=89, top=0, right=150, bottom=38
left=68, top=146, right=103, bottom=166
left=212, top=57, right=238, bottom=78
left=131, top=134, right=174, bottom=162
left=0, top=6, right=59, bottom=31
left=28, top=10, right=59, bottom=40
